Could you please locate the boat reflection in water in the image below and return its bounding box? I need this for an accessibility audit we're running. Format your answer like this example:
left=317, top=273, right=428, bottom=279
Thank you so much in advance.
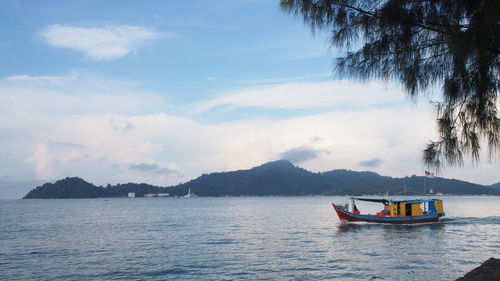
left=335, top=220, right=445, bottom=234
left=333, top=197, right=445, bottom=224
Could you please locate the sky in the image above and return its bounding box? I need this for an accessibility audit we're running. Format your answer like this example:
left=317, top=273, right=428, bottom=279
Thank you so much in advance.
left=0, top=0, right=498, bottom=198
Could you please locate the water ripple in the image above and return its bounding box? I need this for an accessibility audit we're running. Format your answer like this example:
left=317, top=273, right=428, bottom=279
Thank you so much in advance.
left=0, top=196, right=499, bottom=280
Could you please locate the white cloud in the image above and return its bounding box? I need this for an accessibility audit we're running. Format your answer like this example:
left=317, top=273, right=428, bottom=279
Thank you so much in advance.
left=26, top=143, right=54, bottom=180
left=1, top=73, right=498, bottom=198
left=40, top=25, right=169, bottom=60
left=6, top=74, right=76, bottom=84
left=192, top=80, right=407, bottom=114
left=206, top=106, right=437, bottom=175
left=1, top=72, right=171, bottom=116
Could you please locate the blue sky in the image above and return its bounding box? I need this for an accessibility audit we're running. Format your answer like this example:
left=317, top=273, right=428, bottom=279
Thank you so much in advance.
left=0, top=0, right=498, bottom=198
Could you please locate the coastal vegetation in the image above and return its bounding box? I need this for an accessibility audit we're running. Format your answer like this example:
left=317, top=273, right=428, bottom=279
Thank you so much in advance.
left=23, top=160, right=498, bottom=199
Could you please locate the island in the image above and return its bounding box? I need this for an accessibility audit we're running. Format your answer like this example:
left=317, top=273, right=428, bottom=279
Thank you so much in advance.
left=23, top=160, right=499, bottom=199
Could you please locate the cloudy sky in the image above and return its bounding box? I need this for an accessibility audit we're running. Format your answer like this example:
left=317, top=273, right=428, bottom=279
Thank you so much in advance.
left=1, top=0, right=498, bottom=198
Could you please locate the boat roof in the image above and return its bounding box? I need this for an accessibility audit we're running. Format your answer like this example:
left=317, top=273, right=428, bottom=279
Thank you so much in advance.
left=353, top=198, right=388, bottom=204
left=352, top=197, right=438, bottom=204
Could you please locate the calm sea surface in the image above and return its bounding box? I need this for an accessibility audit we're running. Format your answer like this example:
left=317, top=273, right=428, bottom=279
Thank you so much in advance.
left=1, top=196, right=499, bottom=280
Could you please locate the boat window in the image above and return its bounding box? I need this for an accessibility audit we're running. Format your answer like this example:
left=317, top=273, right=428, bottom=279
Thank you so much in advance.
left=405, top=203, right=412, bottom=216
left=429, top=201, right=437, bottom=214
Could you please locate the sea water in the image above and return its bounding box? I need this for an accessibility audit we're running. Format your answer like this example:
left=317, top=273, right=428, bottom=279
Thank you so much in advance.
left=1, top=196, right=499, bottom=280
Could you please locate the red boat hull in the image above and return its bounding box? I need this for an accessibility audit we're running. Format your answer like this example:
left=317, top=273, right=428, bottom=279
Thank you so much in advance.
left=332, top=203, right=440, bottom=224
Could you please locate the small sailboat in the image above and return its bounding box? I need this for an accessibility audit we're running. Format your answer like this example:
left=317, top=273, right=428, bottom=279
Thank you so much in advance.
left=332, top=197, right=445, bottom=224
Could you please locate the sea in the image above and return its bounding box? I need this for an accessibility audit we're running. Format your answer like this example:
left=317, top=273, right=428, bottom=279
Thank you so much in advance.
left=1, top=196, right=499, bottom=281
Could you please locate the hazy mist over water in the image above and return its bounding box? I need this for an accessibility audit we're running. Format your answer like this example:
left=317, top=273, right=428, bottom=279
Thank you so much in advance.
left=1, top=196, right=499, bottom=280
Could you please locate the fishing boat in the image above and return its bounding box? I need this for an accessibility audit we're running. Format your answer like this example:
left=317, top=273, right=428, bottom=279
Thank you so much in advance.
left=332, top=197, right=445, bottom=224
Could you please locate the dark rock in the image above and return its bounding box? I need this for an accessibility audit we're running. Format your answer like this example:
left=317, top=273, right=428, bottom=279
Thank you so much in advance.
left=456, top=258, right=500, bottom=281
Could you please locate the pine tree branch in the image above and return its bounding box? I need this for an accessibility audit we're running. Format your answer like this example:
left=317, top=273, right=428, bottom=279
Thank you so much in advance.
left=329, top=1, right=456, bottom=36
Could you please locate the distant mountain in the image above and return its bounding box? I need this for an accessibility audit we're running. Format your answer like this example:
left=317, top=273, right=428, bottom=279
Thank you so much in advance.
left=166, top=160, right=327, bottom=196
left=491, top=182, right=500, bottom=194
left=170, top=161, right=494, bottom=196
left=23, top=160, right=497, bottom=199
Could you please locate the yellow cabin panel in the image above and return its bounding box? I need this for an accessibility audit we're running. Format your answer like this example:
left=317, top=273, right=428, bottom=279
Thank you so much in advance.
left=384, top=204, right=391, bottom=215
left=411, top=203, right=423, bottom=216
left=390, top=202, right=406, bottom=216
left=386, top=204, right=396, bottom=216
left=435, top=200, right=444, bottom=213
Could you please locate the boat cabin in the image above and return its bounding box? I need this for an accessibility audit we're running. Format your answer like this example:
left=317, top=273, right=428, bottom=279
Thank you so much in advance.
left=382, top=199, right=444, bottom=217
left=351, top=198, right=444, bottom=217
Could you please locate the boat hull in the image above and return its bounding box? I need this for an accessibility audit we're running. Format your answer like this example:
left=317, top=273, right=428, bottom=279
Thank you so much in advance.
left=332, top=203, right=441, bottom=224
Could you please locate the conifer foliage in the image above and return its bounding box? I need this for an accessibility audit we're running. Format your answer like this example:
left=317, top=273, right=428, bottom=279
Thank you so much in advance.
left=280, top=0, right=500, bottom=170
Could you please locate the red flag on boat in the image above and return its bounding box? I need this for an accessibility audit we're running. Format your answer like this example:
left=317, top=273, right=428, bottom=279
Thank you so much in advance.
left=425, top=171, right=435, bottom=178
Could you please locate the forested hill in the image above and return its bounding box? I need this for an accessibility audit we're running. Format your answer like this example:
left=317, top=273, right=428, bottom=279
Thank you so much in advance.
left=23, top=160, right=497, bottom=199
left=23, top=177, right=164, bottom=199
left=167, top=160, right=325, bottom=196
left=167, top=160, right=495, bottom=196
